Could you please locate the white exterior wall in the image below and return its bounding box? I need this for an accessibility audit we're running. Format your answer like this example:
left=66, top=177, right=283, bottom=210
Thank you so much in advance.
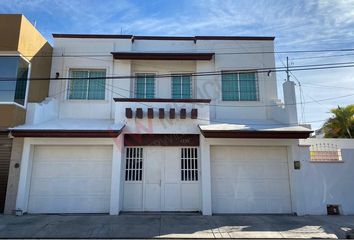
left=115, top=101, right=210, bottom=134
left=49, top=38, right=282, bottom=123
left=295, top=138, right=354, bottom=215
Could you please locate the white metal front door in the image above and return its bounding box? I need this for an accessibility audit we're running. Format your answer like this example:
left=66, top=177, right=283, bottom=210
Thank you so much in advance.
left=122, top=147, right=201, bottom=212
left=144, top=148, right=163, bottom=211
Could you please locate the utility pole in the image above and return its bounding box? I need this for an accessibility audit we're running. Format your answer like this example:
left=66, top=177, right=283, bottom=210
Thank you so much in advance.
left=286, top=56, right=290, bottom=81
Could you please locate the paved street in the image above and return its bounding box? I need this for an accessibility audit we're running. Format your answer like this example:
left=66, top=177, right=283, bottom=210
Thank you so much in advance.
left=0, top=213, right=353, bottom=238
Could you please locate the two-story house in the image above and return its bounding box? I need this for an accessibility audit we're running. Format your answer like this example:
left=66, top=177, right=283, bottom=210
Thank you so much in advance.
left=0, top=14, right=52, bottom=214
left=9, top=34, right=312, bottom=215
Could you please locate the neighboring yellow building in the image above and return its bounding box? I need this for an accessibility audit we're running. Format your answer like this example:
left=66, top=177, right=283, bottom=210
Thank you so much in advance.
left=0, top=14, right=52, bottom=213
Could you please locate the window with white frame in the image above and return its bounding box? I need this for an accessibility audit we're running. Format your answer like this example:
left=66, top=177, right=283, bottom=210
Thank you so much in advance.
left=221, top=71, right=259, bottom=101
left=135, top=73, right=155, bottom=98
left=0, top=56, right=29, bottom=106
left=67, top=69, right=106, bottom=100
left=181, top=148, right=198, bottom=181
left=172, top=74, right=192, bottom=99
left=125, top=147, right=143, bottom=181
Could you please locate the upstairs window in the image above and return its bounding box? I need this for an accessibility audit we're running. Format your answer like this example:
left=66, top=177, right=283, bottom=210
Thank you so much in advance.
left=67, top=69, right=106, bottom=100
left=172, top=74, right=192, bottom=99
left=135, top=73, right=155, bottom=98
left=0, top=56, right=29, bottom=106
left=221, top=72, right=259, bottom=101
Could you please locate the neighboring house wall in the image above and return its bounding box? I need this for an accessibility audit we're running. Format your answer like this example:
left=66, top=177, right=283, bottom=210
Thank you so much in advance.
left=0, top=14, right=52, bottom=213
left=0, top=134, right=12, bottom=212
left=296, top=139, right=354, bottom=215
left=3, top=138, right=23, bottom=214
left=0, top=105, right=26, bottom=128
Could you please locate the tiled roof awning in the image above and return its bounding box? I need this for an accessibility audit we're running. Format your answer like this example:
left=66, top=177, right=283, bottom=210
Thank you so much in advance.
left=199, top=123, right=313, bottom=139
left=111, top=52, right=214, bottom=60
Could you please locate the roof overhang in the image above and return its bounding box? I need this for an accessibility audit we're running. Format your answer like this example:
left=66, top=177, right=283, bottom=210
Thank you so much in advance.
left=10, top=129, right=124, bottom=138
left=199, top=124, right=313, bottom=139
left=9, top=119, right=125, bottom=138
left=111, top=52, right=214, bottom=60
left=52, top=34, right=275, bottom=41
left=114, top=98, right=211, bottom=103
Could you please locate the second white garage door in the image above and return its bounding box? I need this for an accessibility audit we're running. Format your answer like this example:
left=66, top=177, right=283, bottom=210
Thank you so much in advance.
left=28, top=145, right=112, bottom=213
left=211, top=146, right=291, bottom=214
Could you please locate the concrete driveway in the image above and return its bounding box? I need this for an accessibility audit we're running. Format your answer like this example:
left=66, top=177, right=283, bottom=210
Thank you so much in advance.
left=0, top=213, right=353, bottom=239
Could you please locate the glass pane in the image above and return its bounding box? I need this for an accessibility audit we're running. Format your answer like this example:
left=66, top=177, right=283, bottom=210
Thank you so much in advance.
left=172, top=75, right=181, bottom=99
left=239, top=72, right=257, bottom=101
left=0, top=56, right=25, bottom=103
left=135, top=75, right=146, bottom=98
left=182, top=75, right=191, bottom=99
left=68, top=71, right=89, bottom=99
left=145, top=75, right=155, bottom=98
left=14, top=58, right=29, bottom=105
left=222, top=73, right=238, bottom=101
left=88, top=71, right=105, bottom=100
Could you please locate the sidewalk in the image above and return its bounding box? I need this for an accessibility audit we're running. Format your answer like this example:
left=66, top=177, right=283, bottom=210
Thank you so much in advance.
left=0, top=213, right=353, bottom=238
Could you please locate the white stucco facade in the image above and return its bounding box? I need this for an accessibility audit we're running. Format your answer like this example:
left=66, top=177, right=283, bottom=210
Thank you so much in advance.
left=14, top=35, right=350, bottom=216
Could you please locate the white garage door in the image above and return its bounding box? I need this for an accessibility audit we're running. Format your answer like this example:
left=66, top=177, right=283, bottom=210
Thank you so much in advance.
left=28, top=145, right=112, bottom=213
left=211, top=146, right=291, bottom=214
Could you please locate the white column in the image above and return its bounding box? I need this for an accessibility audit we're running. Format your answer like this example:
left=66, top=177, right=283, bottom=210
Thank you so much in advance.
left=110, top=135, right=124, bottom=215
left=200, top=135, right=212, bottom=215
left=287, top=144, right=308, bottom=215
left=283, top=80, right=298, bottom=124
left=15, top=138, right=32, bottom=215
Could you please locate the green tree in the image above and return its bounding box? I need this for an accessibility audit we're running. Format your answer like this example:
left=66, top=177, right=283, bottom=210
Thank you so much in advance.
left=323, top=104, right=354, bottom=138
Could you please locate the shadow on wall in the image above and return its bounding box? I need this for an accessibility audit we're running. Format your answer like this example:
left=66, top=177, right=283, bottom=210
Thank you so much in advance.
left=27, top=42, right=53, bottom=103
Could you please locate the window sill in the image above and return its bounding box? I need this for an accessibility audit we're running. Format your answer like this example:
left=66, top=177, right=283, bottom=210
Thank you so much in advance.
left=310, top=160, right=344, bottom=163
left=64, top=99, right=108, bottom=103
left=0, top=102, right=26, bottom=109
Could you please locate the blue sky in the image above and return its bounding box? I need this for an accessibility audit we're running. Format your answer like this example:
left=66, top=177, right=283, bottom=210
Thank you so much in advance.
left=1, top=0, right=354, bottom=129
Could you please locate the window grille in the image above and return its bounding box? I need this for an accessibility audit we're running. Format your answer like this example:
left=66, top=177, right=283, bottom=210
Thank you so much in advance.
left=181, top=148, right=198, bottom=181
left=310, top=143, right=342, bottom=161
left=125, top=147, right=143, bottom=181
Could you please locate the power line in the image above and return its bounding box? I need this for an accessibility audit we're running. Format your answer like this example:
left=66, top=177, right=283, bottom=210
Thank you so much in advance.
left=4, top=48, right=354, bottom=58
left=290, top=53, right=354, bottom=60
left=99, top=79, right=354, bottom=108
left=2, top=61, right=354, bottom=81
left=100, top=81, right=328, bottom=126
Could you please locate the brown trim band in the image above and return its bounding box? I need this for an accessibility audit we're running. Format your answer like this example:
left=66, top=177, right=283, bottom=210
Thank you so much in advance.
left=10, top=129, right=124, bottom=138
left=53, top=34, right=275, bottom=41
left=52, top=34, right=133, bottom=39
left=124, top=134, right=200, bottom=146
left=133, top=36, right=195, bottom=41
left=111, top=52, right=214, bottom=60
left=195, top=36, right=275, bottom=41
left=199, top=129, right=312, bottom=139
left=114, top=98, right=211, bottom=103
